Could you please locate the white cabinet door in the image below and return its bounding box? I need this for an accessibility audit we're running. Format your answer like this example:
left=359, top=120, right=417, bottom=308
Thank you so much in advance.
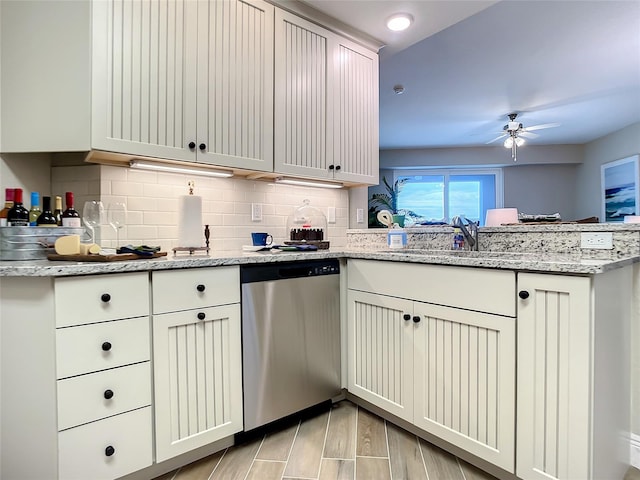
left=196, top=0, right=274, bottom=171
left=92, top=0, right=196, bottom=161
left=153, top=303, right=243, bottom=462
left=347, top=290, right=414, bottom=422
left=413, top=302, right=515, bottom=472
left=516, top=273, right=591, bottom=480
left=332, top=38, right=379, bottom=184
left=93, top=0, right=274, bottom=171
left=274, top=9, right=334, bottom=179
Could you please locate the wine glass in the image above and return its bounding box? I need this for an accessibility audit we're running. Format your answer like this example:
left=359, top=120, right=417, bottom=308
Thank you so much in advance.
left=107, top=202, right=127, bottom=249
left=82, top=201, right=104, bottom=244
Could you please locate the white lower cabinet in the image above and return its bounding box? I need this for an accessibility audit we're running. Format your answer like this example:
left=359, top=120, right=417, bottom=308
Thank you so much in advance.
left=58, top=407, right=153, bottom=480
left=347, top=260, right=516, bottom=472
left=516, top=270, right=630, bottom=480
left=347, top=289, right=516, bottom=472
left=152, top=268, right=243, bottom=462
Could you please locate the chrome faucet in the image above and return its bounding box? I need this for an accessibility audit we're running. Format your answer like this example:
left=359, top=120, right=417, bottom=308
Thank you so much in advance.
left=451, top=216, right=479, bottom=251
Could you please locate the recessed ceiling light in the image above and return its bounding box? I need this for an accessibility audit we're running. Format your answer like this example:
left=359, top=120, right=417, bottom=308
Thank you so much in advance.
left=386, top=13, right=413, bottom=32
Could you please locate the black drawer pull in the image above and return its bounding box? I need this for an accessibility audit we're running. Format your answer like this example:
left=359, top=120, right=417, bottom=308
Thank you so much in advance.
left=196, top=284, right=205, bottom=292
left=403, top=314, right=411, bottom=321
left=197, top=312, right=206, bottom=321
left=199, top=143, right=206, bottom=151
left=101, top=293, right=111, bottom=303
left=105, top=445, right=115, bottom=457
left=335, top=165, right=341, bottom=171
left=413, top=315, right=421, bottom=323
left=188, top=141, right=196, bottom=149
left=103, top=389, right=114, bottom=400
left=519, top=290, right=530, bottom=299
left=101, top=342, right=112, bottom=352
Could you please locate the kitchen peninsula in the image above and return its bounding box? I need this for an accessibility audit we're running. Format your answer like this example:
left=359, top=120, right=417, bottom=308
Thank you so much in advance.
left=1, top=223, right=638, bottom=480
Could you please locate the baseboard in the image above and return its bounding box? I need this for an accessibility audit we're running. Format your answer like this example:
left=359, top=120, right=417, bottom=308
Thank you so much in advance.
left=630, top=433, right=640, bottom=469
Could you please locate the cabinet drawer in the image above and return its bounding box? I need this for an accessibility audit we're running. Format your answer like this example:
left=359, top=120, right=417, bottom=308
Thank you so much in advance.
left=55, top=272, right=149, bottom=327
left=58, top=406, right=152, bottom=480
left=56, top=317, right=150, bottom=379
left=152, top=266, right=240, bottom=313
left=57, top=362, right=151, bottom=431
left=348, top=259, right=516, bottom=317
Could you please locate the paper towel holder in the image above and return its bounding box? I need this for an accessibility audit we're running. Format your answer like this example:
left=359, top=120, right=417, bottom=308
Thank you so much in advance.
left=173, top=225, right=210, bottom=256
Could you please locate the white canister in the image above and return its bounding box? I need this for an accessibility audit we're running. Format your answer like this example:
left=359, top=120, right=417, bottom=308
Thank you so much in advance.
left=387, top=228, right=407, bottom=249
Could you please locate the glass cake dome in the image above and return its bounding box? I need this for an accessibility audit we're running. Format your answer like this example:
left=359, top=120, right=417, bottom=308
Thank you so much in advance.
left=286, top=199, right=329, bottom=247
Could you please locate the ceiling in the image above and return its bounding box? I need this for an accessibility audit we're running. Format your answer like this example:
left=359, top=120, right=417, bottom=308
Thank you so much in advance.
left=302, top=0, right=640, bottom=150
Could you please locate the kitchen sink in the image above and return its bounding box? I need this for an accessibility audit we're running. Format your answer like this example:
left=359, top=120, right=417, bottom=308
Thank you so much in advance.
left=399, top=249, right=535, bottom=259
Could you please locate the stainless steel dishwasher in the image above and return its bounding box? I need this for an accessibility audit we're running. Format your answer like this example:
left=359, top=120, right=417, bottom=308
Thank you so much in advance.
left=240, top=259, right=341, bottom=433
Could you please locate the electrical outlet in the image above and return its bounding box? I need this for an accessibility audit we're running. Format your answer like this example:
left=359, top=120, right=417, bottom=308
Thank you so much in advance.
left=356, top=208, right=364, bottom=224
left=327, top=206, right=336, bottom=224
left=580, top=232, right=613, bottom=249
left=251, top=203, right=262, bottom=222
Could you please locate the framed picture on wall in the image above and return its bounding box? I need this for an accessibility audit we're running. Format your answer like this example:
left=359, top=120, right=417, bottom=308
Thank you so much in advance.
left=601, top=155, right=639, bottom=222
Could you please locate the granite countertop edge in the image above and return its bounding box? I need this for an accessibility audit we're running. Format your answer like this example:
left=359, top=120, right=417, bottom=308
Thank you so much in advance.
left=1, top=248, right=638, bottom=277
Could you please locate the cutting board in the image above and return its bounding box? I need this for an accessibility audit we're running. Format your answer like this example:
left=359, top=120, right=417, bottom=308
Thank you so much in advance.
left=48, top=252, right=167, bottom=262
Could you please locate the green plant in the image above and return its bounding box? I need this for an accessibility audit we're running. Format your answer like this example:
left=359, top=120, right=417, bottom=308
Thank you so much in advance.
left=369, top=177, right=407, bottom=214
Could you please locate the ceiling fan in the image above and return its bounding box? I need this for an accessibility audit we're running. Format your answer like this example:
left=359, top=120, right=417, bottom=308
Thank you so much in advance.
left=486, top=113, right=560, bottom=161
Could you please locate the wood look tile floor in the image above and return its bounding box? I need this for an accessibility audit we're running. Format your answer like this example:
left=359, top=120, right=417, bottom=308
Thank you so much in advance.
left=154, top=401, right=500, bottom=480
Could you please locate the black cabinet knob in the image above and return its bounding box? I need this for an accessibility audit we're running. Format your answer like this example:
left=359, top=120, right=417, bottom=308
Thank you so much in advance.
left=413, top=315, right=421, bottom=323
left=105, top=446, right=115, bottom=457
left=188, top=141, right=196, bottom=149
left=197, top=312, right=206, bottom=320
left=101, top=293, right=111, bottom=303
left=328, top=164, right=335, bottom=170
left=196, top=284, right=205, bottom=292
left=103, top=389, right=114, bottom=400
left=101, top=341, right=112, bottom=352
left=403, top=314, right=411, bottom=321
left=519, top=290, right=530, bottom=299
left=335, top=165, right=341, bottom=171
left=199, top=143, right=206, bottom=151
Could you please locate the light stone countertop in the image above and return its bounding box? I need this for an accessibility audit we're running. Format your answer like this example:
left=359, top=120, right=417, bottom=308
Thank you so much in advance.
left=0, top=248, right=637, bottom=277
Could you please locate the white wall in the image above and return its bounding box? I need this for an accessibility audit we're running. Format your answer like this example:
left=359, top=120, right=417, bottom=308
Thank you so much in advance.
left=0, top=153, right=52, bottom=205
left=49, top=164, right=349, bottom=253
left=575, top=122, right=640, bottom=219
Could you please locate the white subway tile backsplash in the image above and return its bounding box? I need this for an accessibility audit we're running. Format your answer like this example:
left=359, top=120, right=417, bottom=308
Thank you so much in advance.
left=51, top=164, right=348, bottom=252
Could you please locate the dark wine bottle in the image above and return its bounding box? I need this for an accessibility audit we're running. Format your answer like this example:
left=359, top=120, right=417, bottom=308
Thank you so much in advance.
left=37, top=196, right=58, bottom=227
left=54, top=195, right=63, bottom=226
left=0, top=188, right=15, bottom=227
left=6, top=188, right=29, bottom=227
left=61, top=192, right=81, bottom=227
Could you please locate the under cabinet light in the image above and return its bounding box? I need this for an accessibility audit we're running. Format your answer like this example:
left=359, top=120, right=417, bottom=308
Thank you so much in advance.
left=129, top=160, right=234, bottom=178
left=275, top=177, right=343, bottom=189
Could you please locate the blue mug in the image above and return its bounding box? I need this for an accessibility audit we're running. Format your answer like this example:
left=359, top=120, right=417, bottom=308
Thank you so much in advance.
left=251, top=232, right=273, bottom=246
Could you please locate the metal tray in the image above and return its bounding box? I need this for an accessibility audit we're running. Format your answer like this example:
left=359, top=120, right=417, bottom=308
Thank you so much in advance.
left=0, top=226, right=86, bottom=260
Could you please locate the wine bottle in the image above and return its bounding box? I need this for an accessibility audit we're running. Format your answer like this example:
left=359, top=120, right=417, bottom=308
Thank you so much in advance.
left=54, top=196, right=63, bottom=226
left=61, top=192, right=81, bottom=227
left=29, top=191, right=42, bottom=226
left=0, top=188, right=15, bottom=227
left=37, top=196, right=58, bottom=227
left=6, top=188, right=29, bottom=226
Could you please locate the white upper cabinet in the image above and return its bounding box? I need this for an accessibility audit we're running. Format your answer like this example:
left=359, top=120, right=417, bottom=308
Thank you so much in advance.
left=274, top=10, right=379, bottom=184
left=92, top=0, right=274, bottom=171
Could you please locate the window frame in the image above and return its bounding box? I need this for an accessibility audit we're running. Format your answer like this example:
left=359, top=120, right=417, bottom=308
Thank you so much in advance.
left=393, top=168, right=504, bottom=223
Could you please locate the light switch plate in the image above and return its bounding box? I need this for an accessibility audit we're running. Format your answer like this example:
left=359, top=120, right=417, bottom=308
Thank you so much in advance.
left=356, top=208, right=364, bottom=223
left=580, top=232, right=613, bottom=249
left=327, top=206, right=336, bottom=224
left=251, top=203, right=262, bottom=222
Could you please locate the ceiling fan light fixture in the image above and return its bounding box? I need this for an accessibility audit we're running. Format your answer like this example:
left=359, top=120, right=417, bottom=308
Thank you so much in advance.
left=515, top=137, right=525, bottom=147
left=503, top=137, right=514, bottom=148
left=386, top=13, right=413, bottom=32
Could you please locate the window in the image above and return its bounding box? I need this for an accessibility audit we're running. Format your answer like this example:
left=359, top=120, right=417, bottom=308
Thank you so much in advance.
left=395, top=169, right=503, bottom=225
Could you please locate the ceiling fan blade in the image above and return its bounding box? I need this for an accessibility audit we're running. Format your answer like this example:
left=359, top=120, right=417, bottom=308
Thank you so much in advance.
left=486, top=134, right=507, bottom=144
left=525, top=122, right=560, bottom=132
left=519, top=131, right=539, bottom=139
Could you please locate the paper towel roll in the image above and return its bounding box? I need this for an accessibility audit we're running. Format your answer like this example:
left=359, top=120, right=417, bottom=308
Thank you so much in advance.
left=178, top=195, right=203, bottom=248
